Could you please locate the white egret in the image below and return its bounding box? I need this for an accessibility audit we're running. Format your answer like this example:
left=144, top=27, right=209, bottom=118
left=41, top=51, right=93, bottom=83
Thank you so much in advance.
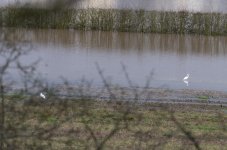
left=183, top=74, right=190, bottom=81
left=40, top=92, right=46, bottom=99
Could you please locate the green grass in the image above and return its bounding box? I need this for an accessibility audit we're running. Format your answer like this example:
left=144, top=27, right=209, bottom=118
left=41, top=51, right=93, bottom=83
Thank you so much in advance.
left=1, top=97, right=227, bottom=149
left=197, top=95, right=209, bottom=100
left=0, top=7, right=227, bottom=35
left=46, top=116, right=58, bottom=124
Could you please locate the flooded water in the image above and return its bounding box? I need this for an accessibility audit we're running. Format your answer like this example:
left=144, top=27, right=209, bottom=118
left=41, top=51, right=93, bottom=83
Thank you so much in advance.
left=1, top=0, right=227, bottom=13
left=8, top=29, right=227, bottom=91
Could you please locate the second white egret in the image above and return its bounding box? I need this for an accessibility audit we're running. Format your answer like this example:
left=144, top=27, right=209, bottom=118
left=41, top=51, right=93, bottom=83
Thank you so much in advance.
left=40, top=92, right=46, bottom=99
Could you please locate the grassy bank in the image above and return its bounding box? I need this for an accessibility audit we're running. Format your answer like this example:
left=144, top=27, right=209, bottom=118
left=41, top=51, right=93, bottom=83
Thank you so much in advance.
left=0, top=7, right=227, bottom=35
left=1, top=96, right=227, bottom=149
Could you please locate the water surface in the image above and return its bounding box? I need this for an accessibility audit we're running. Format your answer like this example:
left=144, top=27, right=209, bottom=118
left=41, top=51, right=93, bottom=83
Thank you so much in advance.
left=10, top=29, right=227, bottom=91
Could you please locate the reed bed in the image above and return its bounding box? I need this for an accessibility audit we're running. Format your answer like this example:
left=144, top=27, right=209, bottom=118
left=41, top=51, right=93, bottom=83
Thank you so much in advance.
left=0, top=7, right=227, bottom=35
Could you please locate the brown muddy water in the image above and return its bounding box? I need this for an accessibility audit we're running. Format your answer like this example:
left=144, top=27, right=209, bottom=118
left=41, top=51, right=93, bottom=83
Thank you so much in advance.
left=3, top=29, right=227, bottom=92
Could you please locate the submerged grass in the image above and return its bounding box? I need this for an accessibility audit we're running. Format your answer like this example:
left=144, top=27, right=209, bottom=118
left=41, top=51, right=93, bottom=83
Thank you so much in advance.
left=2, top=97, right=227, bottom=149
left=0, top=7, right=227, bottom=35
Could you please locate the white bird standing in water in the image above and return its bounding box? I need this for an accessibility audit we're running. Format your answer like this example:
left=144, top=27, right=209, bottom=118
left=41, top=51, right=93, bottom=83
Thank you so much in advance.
left=183, top=74, right=190, bottom=81
left=40, top=92, right=46, bottom=99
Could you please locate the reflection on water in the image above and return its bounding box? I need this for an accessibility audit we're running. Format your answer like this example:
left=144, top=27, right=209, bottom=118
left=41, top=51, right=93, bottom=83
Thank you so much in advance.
left=19, top=29, right=227, bottom=56
left=5, top=29, right=227, bottom=91
left=1, top=0, right=227, bottom=13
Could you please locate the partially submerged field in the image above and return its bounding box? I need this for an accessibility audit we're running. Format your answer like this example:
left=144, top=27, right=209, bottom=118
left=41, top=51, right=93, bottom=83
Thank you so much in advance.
left=0, top=7, right=227, bottom=35
left=1, top=95, right=227, bottom=149
left=1, top=5, right=227, bottom=149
